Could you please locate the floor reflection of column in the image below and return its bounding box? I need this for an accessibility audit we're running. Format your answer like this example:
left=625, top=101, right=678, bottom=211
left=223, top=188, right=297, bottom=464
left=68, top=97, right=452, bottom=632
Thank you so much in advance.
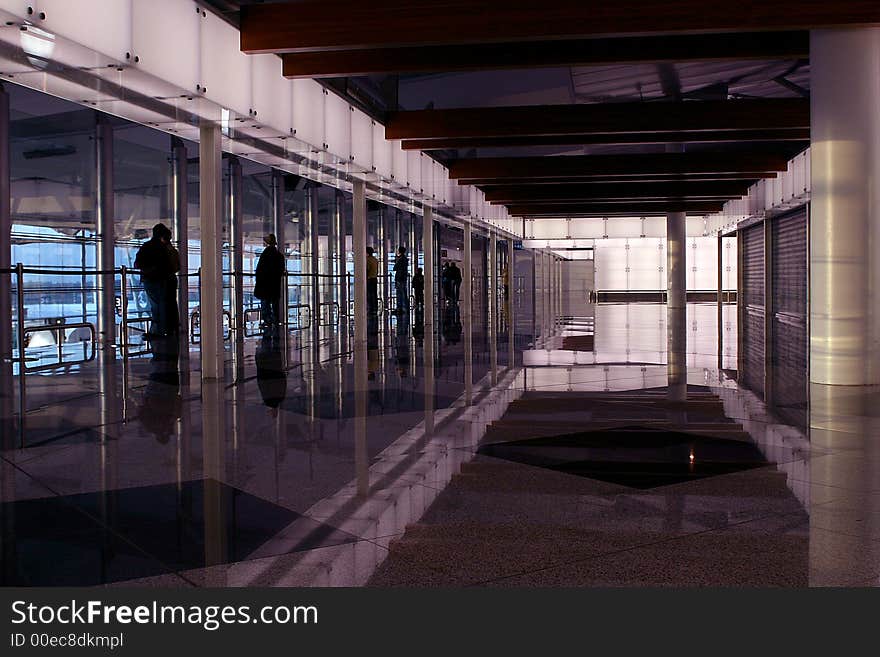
left=201, top=379, right=228, bottom=576
left=423, top=207, right=435, bottom=436
left=464, top=223, right=473, bottom=404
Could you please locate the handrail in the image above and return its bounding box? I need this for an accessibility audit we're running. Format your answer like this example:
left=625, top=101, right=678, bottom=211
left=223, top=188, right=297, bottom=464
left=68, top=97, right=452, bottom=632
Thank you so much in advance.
left=21, top=322, right=97, bottom=373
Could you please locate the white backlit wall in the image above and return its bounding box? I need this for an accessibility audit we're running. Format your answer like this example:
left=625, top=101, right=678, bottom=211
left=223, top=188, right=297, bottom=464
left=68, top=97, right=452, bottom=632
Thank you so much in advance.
left=594, top=236, right=737, bottom=292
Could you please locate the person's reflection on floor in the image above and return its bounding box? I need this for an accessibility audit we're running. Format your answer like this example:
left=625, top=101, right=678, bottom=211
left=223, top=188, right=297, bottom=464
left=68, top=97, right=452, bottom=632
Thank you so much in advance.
left=139, top=334, right=181, bottom=444
left=412, top=307, right=424, bottom=347
left=368, top=312, right=380, bottom=381
left=394, top=314, right=410, bottom=379
left=442, top=301, right=462, bottom=345
left=255, top=336, right=287, bottom=417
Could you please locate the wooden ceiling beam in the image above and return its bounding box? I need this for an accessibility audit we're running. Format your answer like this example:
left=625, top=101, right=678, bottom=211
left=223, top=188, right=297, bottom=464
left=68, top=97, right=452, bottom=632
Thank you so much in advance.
left=385, top=99, right=808, bottom=141
left=280, top=31, right=808, bottom=78
left=240, top=1, right=880, bottom=54
left=484, top=180, right=751, bottom=203
left=449, top=151, right=790, bottom=180
left=401, top=130, right=810, bottom=150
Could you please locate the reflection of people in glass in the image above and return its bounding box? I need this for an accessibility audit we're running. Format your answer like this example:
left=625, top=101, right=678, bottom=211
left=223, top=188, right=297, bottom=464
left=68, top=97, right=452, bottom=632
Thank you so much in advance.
left=450, top=262, right=462, bottom=304
left=138, top=334, right=181, bottom=443
left=441, top=261, right=452, bottom=306
left=393, top=246, right=409, bottom=314
left=412, top=267, right=424, bottom=310
left=255, top=336, right=287, bottom=417
left=366, top=247, right=379, bottom=314
left=442, top=302, right=462, bottom=345
left=254, top=233, right=285, bottom=337
left=368, top=312, right=379, bottom=380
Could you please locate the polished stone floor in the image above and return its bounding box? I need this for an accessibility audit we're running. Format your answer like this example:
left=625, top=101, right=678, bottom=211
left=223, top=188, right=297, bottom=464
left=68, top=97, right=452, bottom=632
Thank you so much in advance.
left=2, top=302, right=879, bottom=587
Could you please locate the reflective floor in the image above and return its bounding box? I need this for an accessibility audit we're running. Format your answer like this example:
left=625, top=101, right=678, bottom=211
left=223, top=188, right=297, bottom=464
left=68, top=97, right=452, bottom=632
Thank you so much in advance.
left=2, top=302, right=879, bottom=587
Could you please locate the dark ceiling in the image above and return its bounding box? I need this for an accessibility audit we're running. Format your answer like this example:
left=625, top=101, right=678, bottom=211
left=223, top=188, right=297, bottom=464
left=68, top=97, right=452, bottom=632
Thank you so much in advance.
left=202, top=1, right=879, bottom=217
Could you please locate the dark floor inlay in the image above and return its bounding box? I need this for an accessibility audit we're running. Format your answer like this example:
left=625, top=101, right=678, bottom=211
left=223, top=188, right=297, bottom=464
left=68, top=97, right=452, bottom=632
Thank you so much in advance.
left=0, top=479, right=356, bottom=586
left=478, top=426, right=770, bottom=489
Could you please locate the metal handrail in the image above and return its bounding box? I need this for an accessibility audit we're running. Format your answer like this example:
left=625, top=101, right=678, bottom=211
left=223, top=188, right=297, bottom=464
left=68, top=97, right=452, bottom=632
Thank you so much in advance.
left=190, top=309, right=232, bottom=344
left=287, top=303, right=311, bottom=330
left=21, top=322, right=96, bottom=373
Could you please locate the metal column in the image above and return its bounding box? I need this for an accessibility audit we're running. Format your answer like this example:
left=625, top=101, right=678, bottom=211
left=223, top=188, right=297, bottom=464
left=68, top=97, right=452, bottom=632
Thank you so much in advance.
left=463, top=222, right=473, bottom=404
left=95, top=116, right=115, bottom=356
left=229, top=157, right=244, bottom=376
left=171, top=137, right=189, bottom=353
left=0, top=84, right=12, bottom=449
left=764, top=214, right=774, bottom=406
left=199, top=123, right=224, bottom=381
left=423, top=206, right=435, bottom=435
left=353, top=180, right=368, bottom=495
left=667, top=211, right=687, bottom=401
left=272, top=169, right=286, bottom=330
left=717, top=230, right=723, bottom=371
left=489, top=232, right=498, bottom=385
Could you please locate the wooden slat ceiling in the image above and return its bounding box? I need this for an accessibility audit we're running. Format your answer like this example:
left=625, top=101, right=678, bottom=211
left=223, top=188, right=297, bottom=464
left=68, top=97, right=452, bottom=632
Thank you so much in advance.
left=236, top=1, right=880, bottom=218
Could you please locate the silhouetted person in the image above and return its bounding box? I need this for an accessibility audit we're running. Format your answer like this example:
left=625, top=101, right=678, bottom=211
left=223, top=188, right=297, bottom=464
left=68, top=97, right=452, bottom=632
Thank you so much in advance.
left=254, top=233, right=285, bottom=337
left=393, top=246, right=409, bottom=314
left=255, top=336, right=287, bottom=417
left=135, top=223, right=175, bottom=338
left=366, top=246, right=379, bottom=314
left=450, top=262, right=462, bottom=304
left=412, top=267, right=424, bottom=310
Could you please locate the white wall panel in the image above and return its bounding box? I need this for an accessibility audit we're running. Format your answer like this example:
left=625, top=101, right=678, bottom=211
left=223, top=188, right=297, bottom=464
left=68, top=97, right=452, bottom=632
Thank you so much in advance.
left=391, top=141, right=407, bottom=186
left=350, top=109, right=373, bottom=171
left=40, top=0, right=131, bottom=62
left=292, top=79, right=324, bottom=149
left=324, top=90, right=350, bottom=159
left=407, top=151, right=422, bottom=193
left=200, top=11, right=251, bottom=117
left=251, top=53, right=291, bottom=136
left=132, top=0, right=200, bottom=94
left=606, top=217, right=642, bottom=238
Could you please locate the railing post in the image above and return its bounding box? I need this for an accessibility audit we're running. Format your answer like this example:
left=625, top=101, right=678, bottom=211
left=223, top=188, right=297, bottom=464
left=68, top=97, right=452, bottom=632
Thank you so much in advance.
left=15, top=263, right=25, bottom=448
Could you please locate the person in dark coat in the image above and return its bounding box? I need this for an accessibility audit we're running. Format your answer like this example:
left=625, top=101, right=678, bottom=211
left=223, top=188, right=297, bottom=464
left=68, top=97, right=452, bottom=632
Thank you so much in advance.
left=393, top=246, right=409, bottom=314
left=254, top=233, right=285, bottom=336
left=134, top=223, right=174, bottom=338
left=450, top=262, right=462, bottom=304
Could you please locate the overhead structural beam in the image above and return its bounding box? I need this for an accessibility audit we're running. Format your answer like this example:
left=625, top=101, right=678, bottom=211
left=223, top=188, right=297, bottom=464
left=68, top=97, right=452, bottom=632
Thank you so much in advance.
left=449, top=151, right=791, bottom=181
left=460, top=173, right=774, bottom=186
left=240, top=1, right=880, bottom=53
left=401, top=129, right=811, bottom=150
left=507, top=200, right=725, bottom=216
left=280, top=31, right=809, bottom=77
left=386, top=99, right=809, bottom=141
left=484, top=180, right=752, bottom=203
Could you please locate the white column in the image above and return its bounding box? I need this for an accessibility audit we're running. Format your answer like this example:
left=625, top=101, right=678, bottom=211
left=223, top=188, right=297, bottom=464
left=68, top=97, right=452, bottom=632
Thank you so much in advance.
left=199, top=123, right=224, bottom=381
left=463, top=222, right=473, bottom=403
left=810, top=28, right=880, bottom=386
left=95, top=117, right=115, bottom=355
left=489, top=232, right=498, bottom=384
left=667, top=211, right=687, bottom=401
left=423, top=206, right=434, bottom=434
left=508, top=238, right=515, bottom=369
left=353, top=179, right=368, bottom=495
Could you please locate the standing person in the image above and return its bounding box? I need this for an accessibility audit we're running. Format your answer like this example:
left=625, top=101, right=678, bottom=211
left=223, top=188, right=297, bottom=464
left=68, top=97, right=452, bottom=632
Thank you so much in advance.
left=450, top=261, right=462, bottom=304
left=254, top=233, right=285, bottom=337
left=412, top=267, right=424, bottom=310
left=366, top=246, right=379, bottom=314
left=393, top=246, right=409, bottom=314
left=135, top=223, right=173, bottom=338
left=163, top=225, right=181, bottom=336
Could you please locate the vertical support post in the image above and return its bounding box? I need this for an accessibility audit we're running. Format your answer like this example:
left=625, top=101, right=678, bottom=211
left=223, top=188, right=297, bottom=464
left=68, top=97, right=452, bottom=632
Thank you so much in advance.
left=336, top=190, right=349, bottom=330
left=666, top=211, right=687, bottom=402
left=199, top=123, right=224, bottom=381
left=0, top=84, right=12, bottom=449
left=463, top=222, right=473, bottom=404
left=508, top=237, right=515, bottom=369
left=717, top=230, right=723, bottom=371
left=489, top=232, right=498, bottom=385
left=229, top=156, right=244, bottom=375
left=272, top=169, right=286, bottom=331
left=764, top=213, right=773, bottom=406
left=423, top=205, right=435, bottom=435
left=353, top=180, right=368, bottom=495
left=737, top=228, right=744, bottom=375
left=95, top=116, right=115, bottom=355
left=171, top=136, right=189, bottom=352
